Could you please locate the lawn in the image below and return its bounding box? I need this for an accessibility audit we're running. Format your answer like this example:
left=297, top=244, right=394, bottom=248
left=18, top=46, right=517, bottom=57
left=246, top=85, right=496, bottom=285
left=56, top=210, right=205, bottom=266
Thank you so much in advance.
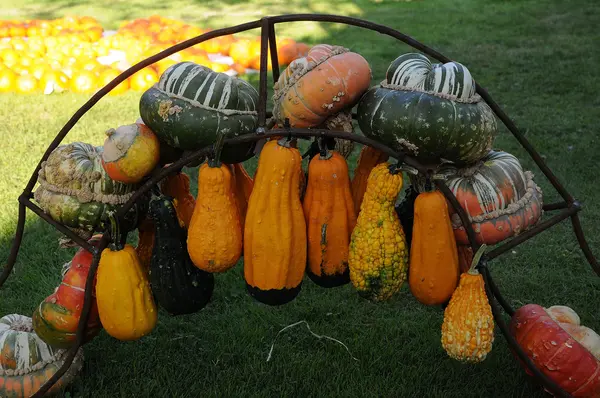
left=1, top=0, right=600, bottom=397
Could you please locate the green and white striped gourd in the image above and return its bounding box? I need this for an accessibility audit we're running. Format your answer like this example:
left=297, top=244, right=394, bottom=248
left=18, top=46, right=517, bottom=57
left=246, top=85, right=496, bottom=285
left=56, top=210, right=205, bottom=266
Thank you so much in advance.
left=357, top=53, right=497, bottom=165
left=139, top=61, right=259, bottom=164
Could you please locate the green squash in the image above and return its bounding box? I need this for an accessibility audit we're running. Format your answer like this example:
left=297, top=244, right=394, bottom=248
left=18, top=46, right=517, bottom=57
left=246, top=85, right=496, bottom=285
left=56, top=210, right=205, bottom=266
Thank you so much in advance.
left=147, top=194, right=214, bottom=315
left=139, top=62, right=259, bottom=164
left=357, top=53, right=497, bottom=165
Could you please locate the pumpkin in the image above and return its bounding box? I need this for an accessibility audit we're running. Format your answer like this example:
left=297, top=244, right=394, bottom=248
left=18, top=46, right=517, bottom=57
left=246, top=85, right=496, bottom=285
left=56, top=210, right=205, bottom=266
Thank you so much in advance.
left=230, top=162, right=254, bottom=228
left=32, top=235, right=103, bottom=349
left=357, top=53, right=497, bottom=165
left=135, top=216, right=155, bottom=271
left=160, top=171, right=196, bottom=229
left=394, top=185, right=418, bottom=249
left=510, top=304, right=600, bottom=397
left=96, top=218, right=157, bottom=341
left=441, top=245, right=494, bottom=363
left=351, top=145, right=389, bottom=216
left=348, top=162, right=408, bottom=302
left=434, top=150, right=544, bottom=245
left=101, top=123, right=160, bottom=184
left=139, top=61, right=259, bottom=164
left=409, top=189, right=460, bottom=306
left=272, top=44, right=372, bottom=128
left=148, top=194, right=214, bottom=315
left=187, top=162, right=242, bottom=273
left=0, top=314, right=84, bottom=398
left=244, top=139, right=307, bottom=305
left=303, top=148, right=356, bottom=287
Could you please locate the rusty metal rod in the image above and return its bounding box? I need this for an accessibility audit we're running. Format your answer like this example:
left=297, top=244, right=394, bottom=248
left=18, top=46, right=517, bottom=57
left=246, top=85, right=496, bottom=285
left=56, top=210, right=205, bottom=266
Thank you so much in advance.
left=543, top=201, right=569, bottom=211
left=435, top=180, right=480, bottom=252
left=570, top=211, right=600, bottom=277
left=267, top=21, right=281, bottom=83
left=0, top=203, right=26, bottom=289
left=257, top=18, right=271, bottom=128
left=479, top=262, right=514, bottom=316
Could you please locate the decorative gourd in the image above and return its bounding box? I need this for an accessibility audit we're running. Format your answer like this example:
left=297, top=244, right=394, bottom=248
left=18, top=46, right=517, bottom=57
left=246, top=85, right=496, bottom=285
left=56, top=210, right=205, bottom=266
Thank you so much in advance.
left=135, top=216, right=155, bottom=271
left=348, top=162, right=408, bottom=301
left=96, top=217, right=157, bottom=341
left=32, top=235, right=103, bottom=349
left=148, top=195, right=214, bottom=315
left=357, top=53, right=497, bottom=165
left=303, top=148, right=356, bottom=287
left=441, top=245, right=494, bottom=363
left=33, top=142, right=143, bottom=239
left=511, top=304, right=600, bottom=396
left=244, top=139, right=307, bottom=305
left=394, top=185, right=418, bottom=249
left=273, top=44, right=372, bottom=128
left=101, top=123, right=160, bottom=184
left=139, top=61, right=259, bottom=164
left=409, top=188, right=460, bottom=306
left=187, top=162, right=242, bottom=273
left=0, top=314, right=84, bottom=397
left=160, top=171, right=196, bottom=229
left=456, top=245, right=474, bottom=274
left=351, top=145, right=389, bottom=216
left=437, top=150, right=544, bottom=245
left=230, top=162, right=254, bottom=228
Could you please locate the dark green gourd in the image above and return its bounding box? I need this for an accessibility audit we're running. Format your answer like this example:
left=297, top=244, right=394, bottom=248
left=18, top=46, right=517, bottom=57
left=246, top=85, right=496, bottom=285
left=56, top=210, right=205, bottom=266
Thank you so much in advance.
left=148, top=194, right=214, bottom=315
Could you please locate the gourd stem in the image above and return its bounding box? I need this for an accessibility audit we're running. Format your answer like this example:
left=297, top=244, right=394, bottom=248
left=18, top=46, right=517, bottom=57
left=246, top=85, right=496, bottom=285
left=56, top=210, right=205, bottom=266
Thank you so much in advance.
left=108, top=212, right=122, bottom=251
left=209, top=133, right=225, bottom=168
left=468, top=244, right=487, bottom=275
left=318, top=137, right=332, bottom=159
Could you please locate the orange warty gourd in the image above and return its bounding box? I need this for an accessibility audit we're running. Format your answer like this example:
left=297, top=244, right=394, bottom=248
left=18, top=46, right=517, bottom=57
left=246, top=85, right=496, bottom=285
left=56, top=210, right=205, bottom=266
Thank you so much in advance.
left=351, top=145, right=389, bottom=215
left=187, top=162, right=242, bottom=273
left=230, top=162, right=254, bottom=228
left=244, top=139, right=307, bottom=305
left=160, top=171, right=196, bottom=229
left=409, top=189, right=460, bottom=306
left=303, top=149, right=356, bottom=287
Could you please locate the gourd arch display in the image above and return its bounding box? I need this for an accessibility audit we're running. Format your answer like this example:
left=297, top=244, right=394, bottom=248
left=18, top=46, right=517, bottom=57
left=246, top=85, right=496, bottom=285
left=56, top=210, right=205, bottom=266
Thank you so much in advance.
left=0, top=14, right=598, bottom=398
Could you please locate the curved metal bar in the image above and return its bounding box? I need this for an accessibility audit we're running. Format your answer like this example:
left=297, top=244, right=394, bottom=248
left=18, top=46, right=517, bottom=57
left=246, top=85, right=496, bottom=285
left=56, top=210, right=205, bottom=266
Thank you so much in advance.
left=267, top=21, right=281, bottom=83
left=31, top=233, right=110, bottom=398
left=434, top=180, right=480, bottom=251
left=479, top=263, right=514, bottom=317
left=257, top=18, right=272, bottom=128
left=570, top=211, right=600, bottom=277
left=0, top=202, right=26, bottom=289
left=543, top=201, right=568, bottom=211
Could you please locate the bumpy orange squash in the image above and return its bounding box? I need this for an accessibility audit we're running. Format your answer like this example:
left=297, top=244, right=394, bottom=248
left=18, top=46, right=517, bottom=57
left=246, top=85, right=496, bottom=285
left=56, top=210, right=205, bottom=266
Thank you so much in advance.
left=160, top=171, right=196, bottom=229
left=244, top=139, right=306, bottom=305
left=351, top=145, right=389, bottom=215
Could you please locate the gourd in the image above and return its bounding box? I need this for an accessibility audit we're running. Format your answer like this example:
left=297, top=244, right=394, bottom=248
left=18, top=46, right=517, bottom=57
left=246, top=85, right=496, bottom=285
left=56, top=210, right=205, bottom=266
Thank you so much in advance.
left=244, top=139, right=307, bottom=305
left=139, top=61, right=259, bottom=164
left=357, top=53, right=497, bottom=165
left=441, top=245, right=494, bottom=363
left=348, top=162, right=408, bottom=302
left=96, top=216, right=157, bottom=341
left=148, top=194, right=214, bottom=315
left=273, top=44, right=372, bottom=128
left=351, top=145, right=389, bottom=216
left=511, top=304, right=600, bottom=397
left=409, top=188, right=460, bottom=306
left=394, top=185, right=418, bottom=249
left=101, top=123, right=160, bottom=184
left=0, top=314, right=84, bottom=397
left=303, top=146, right=356, bottom=287
left=160, top=171, right=196, bottom=229
left=135, top=216, right=154, bottom=271
left=32, top=235, right=103, bottom=349
left=230, top=162, right=254, bottom=228
left=187, top=161, right=242, bottom=273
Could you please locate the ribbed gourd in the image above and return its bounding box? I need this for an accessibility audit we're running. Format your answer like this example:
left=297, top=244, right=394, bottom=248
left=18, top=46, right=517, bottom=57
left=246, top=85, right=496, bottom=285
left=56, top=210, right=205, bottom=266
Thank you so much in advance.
left=351, top=145, right=389, bottom=216
left=303, top=147, right=356, bottom=287
left=409, top=188, right=460, bottom=306
left=244, top=139, right=307, bottom=305
left=441, top=245, right=494, bottom=363
left=348, top=162, right=408, bottom=301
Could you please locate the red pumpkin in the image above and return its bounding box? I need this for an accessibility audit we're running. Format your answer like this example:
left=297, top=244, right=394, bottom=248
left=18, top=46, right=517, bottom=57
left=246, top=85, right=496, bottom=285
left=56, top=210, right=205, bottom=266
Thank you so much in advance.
left=510, top=304, right=600, bottom=397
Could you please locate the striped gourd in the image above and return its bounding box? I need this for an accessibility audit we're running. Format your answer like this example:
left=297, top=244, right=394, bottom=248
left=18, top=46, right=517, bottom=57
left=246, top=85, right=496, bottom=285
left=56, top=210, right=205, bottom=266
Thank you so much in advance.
left=139, top=61, right=259, bottom=164
left=357, top=53, right=497, bottom=165
left=0, top=314, right=84, bottom=397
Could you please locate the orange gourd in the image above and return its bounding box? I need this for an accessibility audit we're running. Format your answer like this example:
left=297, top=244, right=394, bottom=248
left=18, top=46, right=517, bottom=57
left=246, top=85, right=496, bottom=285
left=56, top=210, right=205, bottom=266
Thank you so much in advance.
left=351, top=145, right=389, bottom=215
left=409, top=189, right=460, bottom=306
left=244, top=139, right=306, bottom=305
left=229, top=163, right=254, bottom=228
left=160, top=171, right=196, bottom=229
left=303, top=148, right=356, bottom=287
left=135, top=216, right=155, bottom=272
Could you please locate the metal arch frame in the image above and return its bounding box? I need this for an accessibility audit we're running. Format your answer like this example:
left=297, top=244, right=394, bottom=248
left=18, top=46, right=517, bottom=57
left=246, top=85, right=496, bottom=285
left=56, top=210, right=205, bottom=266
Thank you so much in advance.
left=0, top=13, right=596, bottom=398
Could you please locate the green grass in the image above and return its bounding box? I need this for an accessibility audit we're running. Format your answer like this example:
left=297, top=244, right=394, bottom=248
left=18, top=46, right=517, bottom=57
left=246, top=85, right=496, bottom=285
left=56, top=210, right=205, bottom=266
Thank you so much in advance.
left=1, top=0, right=600, bottom=396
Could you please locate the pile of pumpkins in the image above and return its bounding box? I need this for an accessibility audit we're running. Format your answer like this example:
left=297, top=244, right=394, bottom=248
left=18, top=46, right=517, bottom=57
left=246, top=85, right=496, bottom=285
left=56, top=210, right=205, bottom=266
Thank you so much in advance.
left=1, top=43, right=599, bottom=398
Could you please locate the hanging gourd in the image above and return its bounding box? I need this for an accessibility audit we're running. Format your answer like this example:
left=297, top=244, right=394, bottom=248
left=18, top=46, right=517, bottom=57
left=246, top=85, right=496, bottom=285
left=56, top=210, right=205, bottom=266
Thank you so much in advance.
left=394, top=185, right=419, bottom=249
left=229, top=162, right=254, bottom=228
left=96, top=214, right=157, bottom=341
left=101, top=123, right=160, bottom=184
left=32, top=235, right=104, bottom=349
left=148, top=194, right=214, bottom=315
left=348, top=162, right=409, bottom=302
left=303, top=143, right=357, bottom=287
left=357, top=53, right=497, bottom=165
left=139, top=61, right=259, bottom=163
left=160, top=171, right=196, bottom=229
left=409, top=186, right=460, bottom=306
left=244, top=138, right=307, bottom=305
left=135, top=216, right=155, bottom=272
left=441, top=245, right=495, bottom=363
left=187, top=139, right=243, bottom=273
left=272, top=44, right=372, bottom=128
left=350, top=145, right=389, bottom=216
left=0, top=314, right=84, bottom=397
